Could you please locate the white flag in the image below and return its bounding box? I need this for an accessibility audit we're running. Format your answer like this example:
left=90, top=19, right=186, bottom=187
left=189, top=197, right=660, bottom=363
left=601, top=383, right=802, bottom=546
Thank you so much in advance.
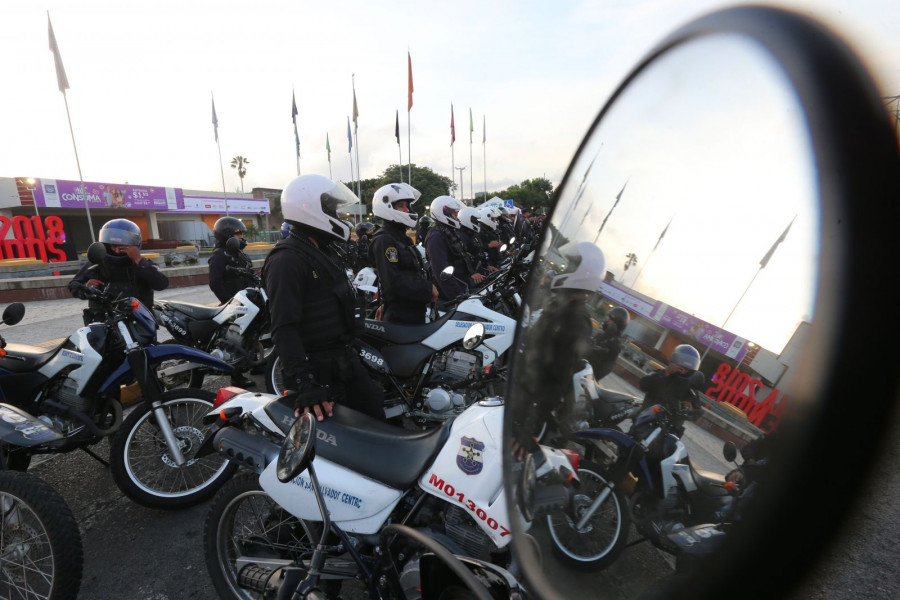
left=47, top=13, right=69, bottom=93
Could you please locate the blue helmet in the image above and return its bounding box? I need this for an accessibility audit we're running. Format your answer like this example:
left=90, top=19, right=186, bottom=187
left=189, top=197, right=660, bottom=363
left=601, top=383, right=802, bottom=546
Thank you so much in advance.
left=99, top=219, right=142, bottom=248
left=280, top=222, right=293, bottom=239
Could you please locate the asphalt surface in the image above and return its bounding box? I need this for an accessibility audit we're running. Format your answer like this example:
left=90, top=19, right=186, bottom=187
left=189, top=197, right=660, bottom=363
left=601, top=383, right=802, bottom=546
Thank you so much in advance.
left=6, top=286, right=900, bottom=599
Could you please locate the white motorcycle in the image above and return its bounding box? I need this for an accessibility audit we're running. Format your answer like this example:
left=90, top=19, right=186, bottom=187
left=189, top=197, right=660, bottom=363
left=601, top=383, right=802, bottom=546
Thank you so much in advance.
left=202, top=325, right=575, bottom=600
left=265, top=290, right=516, bottom=425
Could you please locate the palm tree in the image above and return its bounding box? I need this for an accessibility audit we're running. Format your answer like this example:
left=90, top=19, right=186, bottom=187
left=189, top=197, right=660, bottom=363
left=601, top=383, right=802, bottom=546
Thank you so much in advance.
left=230, top=156, right=250, bottom=193
left=624, top=252, right=638, bottom=273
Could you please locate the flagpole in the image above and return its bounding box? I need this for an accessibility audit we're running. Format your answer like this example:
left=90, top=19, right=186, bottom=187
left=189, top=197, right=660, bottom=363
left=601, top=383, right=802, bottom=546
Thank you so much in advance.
left=593, top=178, right=628, bottom=244
left=482, top=115, right=487, bottom=203
left=396, top=110, right=403, bottom=183
left=407, top=49, right=413, bottom=187
left=48, top=12, right=95, bottom=242
left=347, top=116, right=354, bottom=187
left=469, top=107, right=478, bottom=204
left=631, top=217, right=672, bottom=287
left=450, top=103, right=456, bottom=197
left=217, top=138, right=229, bottom=216
left=352, top=74, right=361, bottom=200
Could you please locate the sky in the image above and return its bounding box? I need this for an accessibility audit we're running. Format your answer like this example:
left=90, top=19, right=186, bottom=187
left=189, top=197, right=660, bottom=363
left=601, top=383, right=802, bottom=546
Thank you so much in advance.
left=1, top=0, right=898, bottom=352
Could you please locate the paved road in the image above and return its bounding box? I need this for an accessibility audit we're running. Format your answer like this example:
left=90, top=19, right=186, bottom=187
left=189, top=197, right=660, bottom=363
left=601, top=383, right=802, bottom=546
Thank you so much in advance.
left=7, top=288, right=900, bottom=599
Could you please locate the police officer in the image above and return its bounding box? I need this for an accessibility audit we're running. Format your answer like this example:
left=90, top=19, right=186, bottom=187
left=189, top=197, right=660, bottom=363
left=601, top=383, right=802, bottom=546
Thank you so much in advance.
left=457, top=206, right=489, bottom=274
left=415, top=215, right=433, bottom=248
left=208, top=217, right=254, bottom=304
left=476, top=205, right=503, bottom=269
left=69, top=218, right=168, bottom=324
left=351, top=222, right=375, bottom=273
left=588, top=306, right=630, bottom=380
left=368, top=183, right=437, bottom=324
left=263, top=174, right=383, bottom=421
left=639, top=344, right=704, bottom=436
left=207, top=216, right=258, bottom=387
left=425, top=196, right=485, bottom=300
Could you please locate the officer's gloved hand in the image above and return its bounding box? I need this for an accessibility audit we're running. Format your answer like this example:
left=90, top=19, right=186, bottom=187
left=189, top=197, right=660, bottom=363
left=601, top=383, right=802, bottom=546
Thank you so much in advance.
left=292, top=375, right=328, bottom=411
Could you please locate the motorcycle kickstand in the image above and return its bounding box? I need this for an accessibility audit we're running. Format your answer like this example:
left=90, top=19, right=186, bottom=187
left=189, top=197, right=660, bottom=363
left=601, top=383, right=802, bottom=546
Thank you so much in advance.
left=80, top=446, right=110, bottom=468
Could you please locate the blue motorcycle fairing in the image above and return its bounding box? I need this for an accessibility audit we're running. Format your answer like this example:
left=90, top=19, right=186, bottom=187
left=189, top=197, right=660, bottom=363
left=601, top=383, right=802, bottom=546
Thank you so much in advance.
left=98, top=343, right=234, bottom=393
left=0, top=404, right=64, bottom=447
left=574, top=427, right=655, bottom=491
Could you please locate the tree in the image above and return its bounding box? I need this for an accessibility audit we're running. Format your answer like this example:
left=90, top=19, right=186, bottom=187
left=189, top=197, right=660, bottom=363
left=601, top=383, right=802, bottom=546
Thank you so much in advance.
left=230, top=156, right=250, bottom=193
left=349, top=164, right=454, bottom=224
left=483, top=177, right=555, bottom=213
left=624, top=252, right=638, bottom=273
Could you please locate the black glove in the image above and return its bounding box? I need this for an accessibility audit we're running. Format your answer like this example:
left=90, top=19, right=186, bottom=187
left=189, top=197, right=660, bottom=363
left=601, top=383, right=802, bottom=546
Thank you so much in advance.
left=289, top=375, right=329, bottom=412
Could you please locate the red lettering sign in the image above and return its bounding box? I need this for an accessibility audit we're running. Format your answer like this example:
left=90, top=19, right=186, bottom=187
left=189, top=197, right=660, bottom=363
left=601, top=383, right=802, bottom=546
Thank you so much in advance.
left=0, top=216, right=67, bottom=262
left=705, top=362, right=787, bottom=432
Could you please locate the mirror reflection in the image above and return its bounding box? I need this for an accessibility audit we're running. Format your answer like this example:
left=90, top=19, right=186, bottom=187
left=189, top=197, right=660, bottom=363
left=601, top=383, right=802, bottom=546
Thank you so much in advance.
left=506, top=35, right=819, bottom=599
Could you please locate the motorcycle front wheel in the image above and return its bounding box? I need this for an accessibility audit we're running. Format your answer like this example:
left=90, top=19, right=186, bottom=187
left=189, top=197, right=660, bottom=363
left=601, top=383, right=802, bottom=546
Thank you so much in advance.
left=109, top=389, right=237, bottom=510
left=0, top=471, right=83, bottom=600
left=546, top=461, right=630, bottom=570
left=204, top=473, right=317, bottom=600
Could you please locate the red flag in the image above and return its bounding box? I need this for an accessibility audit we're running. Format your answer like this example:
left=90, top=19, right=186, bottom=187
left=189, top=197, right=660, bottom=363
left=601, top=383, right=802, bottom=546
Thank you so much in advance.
left=408, top=51, right=414, bottom=111
left=450, top=103, right=455, bottom=145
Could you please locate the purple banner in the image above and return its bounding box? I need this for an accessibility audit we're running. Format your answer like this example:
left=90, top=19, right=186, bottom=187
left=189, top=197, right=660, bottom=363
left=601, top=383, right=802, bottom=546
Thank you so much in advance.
left=659, top=306, right=748, bottom=360
left=34, top=179, right=183, bottom=211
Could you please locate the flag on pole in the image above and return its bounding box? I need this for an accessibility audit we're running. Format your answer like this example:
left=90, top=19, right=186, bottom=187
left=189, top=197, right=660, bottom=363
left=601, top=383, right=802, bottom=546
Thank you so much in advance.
left=395, top=110, right=400, bottom=144
left=408, top=51, right=414, bottom=111
left=450, top=104, right=455, bottom=145
left=759, top=217, right=795, bottom=268
left=352, top=89, right=359, bottom=130
left=47, top=13, right=69, bottom=93
left=292, top=90, right=300, bottom=159
left=326, top=133, right=331, bottom=160
left=483, top=115, right=486, bottom=144
left=212, top=94, right=219, bottom=142
left=347, top=116, right=352, bottom=152
left=469, top=108, right=474, bottom=143
left=651, top=218, right=672, bottom=252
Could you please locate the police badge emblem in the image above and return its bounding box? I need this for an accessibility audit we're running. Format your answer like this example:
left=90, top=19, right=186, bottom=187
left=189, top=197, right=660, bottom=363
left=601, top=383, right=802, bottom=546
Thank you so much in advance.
left=385, top=247, right=399, bottom=262
left=456, top=436, right=485, bottom=475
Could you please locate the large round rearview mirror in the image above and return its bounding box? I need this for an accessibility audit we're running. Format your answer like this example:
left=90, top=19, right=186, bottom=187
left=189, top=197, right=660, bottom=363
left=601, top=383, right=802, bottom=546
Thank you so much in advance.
left=503, top=6, right=899, bottom=600
left=276, top=411, right=317, bottom=483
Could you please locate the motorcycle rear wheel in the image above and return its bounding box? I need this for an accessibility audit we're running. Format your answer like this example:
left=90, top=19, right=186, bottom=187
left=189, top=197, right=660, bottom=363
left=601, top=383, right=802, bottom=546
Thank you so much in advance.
left=204, top=473, right=317, bottom=600
left=264, top=351, right=287, bottom=396
left=546, top=461, right=630, bottom=570
left=109, top=389, right=237, bottom=509
left=0, top=471, right=83, bottom=600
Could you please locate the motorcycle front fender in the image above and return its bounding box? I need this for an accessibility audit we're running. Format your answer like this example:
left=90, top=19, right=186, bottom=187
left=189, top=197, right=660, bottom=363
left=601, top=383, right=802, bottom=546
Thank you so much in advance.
left=98, top=344, right=234, bottom=393
left=0, top=404, right=64, bottom=447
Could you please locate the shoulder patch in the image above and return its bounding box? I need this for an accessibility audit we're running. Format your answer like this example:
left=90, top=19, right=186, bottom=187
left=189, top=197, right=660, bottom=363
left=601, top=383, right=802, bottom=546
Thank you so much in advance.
left=385, top=247, right=399, bottom=263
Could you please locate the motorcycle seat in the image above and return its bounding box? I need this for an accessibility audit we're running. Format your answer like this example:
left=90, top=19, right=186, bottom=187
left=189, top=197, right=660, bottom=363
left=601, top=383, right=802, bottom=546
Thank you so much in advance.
left=688, top=458, right=730, bottom=496
left=319, top=405, right=454, bottom=489
left=0, top=342, right=61, bottom=373
left=361, top=310, right=454, bottom=345
left=161, top=300, right=224, bottom=320
left=263, top=398, right=452, bottom=489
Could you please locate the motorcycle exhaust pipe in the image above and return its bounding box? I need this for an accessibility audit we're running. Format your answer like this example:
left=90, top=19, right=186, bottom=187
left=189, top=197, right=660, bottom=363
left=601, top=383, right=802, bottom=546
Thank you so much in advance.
left=212, top=427, right=280, bottom=474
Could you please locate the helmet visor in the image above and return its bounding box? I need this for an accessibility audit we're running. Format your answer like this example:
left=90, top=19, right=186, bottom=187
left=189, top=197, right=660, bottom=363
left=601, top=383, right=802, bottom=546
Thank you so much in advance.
left=320, top=180, right=361, bottom=216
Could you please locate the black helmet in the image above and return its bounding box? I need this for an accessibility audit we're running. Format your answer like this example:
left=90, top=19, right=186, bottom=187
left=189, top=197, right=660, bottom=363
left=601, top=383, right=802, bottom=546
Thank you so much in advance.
left=355, top=222, right=375, bottom=238
left=213, top=217, right=247, bottom=247
left=99, top=218, right=142, bottom=248
left=418, top=215, right=434, bottom=229
left=670, top=344, right=701, bottom=372
left=607, top=306, right=630, bottom=332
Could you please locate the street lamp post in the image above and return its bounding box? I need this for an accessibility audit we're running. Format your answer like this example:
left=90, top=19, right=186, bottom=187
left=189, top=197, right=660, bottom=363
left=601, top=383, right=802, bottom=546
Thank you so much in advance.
left=455, top=166, right=467, bottom=203
left=25, top=178, right=39, bottom=217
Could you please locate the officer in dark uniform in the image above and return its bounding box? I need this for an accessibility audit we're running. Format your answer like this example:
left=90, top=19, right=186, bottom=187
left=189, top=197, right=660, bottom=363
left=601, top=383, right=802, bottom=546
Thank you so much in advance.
left=368, top=183, right=437, bottom=324
left=208, top=217, right=254, bottom=304
left=351, top=222, right=375, bottom=273
left=415, top=215, right=433, bottom=248
left=456, top=206, right=490, bottom=275
left=476, top=205, right=503, bottom=269
left=69, top=218, right=168, bottom=324
left=639, top=344, right=704, bottom=436
left=207, top=216, right=258, bottom=387
left=425, top=196, right=485, bottom=300
left=263, top=174, right=383, bottom=421
left=588, top=306, right=630, bottom=380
